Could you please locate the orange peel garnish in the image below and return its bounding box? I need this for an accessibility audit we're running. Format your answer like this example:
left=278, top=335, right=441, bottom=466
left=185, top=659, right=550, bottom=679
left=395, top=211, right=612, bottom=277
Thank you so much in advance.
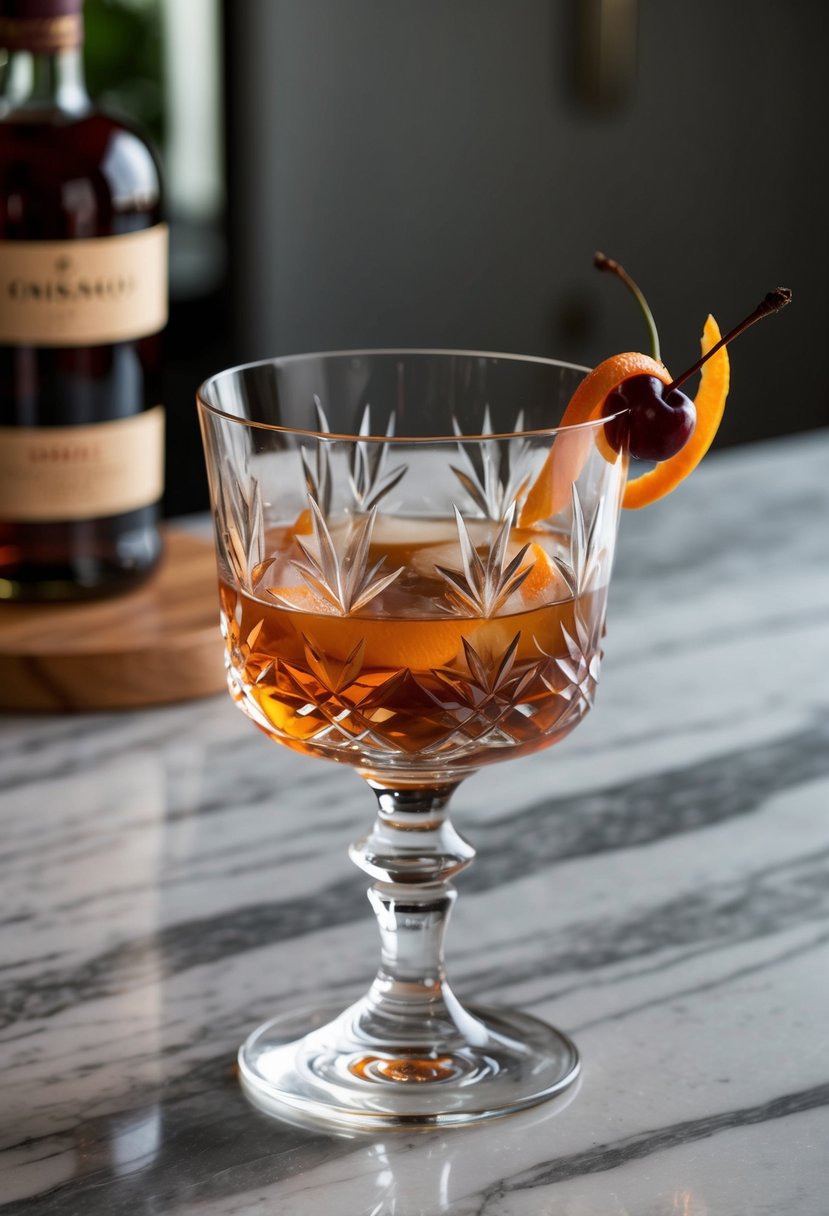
left=520, top=542, right=559, bottom=603
left=518, top=351, right=669, bottom=526
left=623, top=315, right=729, bottom=509
left=293, top=507, right=313, bottom=534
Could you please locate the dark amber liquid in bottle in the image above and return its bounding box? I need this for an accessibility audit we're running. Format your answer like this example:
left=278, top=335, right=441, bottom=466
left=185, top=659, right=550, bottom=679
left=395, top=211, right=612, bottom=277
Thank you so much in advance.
left=0, top=102, right=165, bottom=600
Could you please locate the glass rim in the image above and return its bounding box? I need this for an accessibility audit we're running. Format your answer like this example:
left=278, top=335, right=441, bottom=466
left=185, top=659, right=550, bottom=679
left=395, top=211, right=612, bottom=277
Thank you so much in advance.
left=196, top=347, right=628, bottom=442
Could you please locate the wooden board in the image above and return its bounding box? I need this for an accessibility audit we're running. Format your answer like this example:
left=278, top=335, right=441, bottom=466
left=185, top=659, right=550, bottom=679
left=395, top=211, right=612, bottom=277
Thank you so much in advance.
left=0, top=527, right=227, bottom=712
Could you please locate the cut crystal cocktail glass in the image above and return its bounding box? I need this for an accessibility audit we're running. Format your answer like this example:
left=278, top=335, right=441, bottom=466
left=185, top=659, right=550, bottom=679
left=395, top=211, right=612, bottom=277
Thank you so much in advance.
left=197, top=350, right=629, bottom=1128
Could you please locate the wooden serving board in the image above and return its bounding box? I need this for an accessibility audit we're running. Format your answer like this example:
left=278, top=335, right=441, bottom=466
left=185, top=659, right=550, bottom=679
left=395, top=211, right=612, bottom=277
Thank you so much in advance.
left=0, top=527, right=227, bottom=712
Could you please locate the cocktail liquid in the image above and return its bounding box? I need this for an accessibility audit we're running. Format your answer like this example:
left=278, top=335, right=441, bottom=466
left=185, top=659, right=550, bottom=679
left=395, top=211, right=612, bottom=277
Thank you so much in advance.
left=219, top=516, right=606, bottom=773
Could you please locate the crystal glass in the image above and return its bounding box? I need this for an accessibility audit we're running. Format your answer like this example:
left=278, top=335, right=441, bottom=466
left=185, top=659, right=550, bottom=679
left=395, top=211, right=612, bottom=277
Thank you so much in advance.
left=197, top=349, right=629, bottom=1128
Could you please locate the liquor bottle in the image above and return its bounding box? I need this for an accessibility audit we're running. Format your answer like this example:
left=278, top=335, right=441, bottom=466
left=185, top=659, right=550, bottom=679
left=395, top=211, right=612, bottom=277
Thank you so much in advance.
left=0, top=0, right=167, bottom=600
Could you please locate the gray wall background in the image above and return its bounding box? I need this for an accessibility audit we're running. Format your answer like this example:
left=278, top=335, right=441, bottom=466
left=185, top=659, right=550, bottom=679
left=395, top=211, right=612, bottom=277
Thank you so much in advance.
left=226, top=0, right=827, bottom=449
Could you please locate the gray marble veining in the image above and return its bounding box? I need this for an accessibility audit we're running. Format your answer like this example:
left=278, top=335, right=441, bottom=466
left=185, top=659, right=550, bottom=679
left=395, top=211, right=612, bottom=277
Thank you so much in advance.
left=2, top=431, right=828, bottom=1214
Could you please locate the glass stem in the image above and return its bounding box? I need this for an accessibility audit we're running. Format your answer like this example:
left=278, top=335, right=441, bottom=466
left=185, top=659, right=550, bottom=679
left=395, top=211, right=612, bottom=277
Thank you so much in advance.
left=348, top=781, right=484, bottom=1050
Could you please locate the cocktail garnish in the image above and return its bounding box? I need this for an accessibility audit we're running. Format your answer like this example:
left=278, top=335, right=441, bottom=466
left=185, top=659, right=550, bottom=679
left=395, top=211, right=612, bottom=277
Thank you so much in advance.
left=520, top=262, right=791, bottom=520
left=518, top=349, right=668, bottom=526
left=622, top=315, right=727, bottom=508
left=603, top=275, right=791, bottom=466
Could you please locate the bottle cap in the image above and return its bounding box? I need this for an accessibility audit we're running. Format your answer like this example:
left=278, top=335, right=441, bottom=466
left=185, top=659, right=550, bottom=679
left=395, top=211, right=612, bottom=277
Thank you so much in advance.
left=0, top=0, right=83, bottom=53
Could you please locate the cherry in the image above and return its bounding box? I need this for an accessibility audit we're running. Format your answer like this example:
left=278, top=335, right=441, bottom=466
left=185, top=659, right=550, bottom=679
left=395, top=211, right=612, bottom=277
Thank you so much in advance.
left=603, top=376, right=695, bottom=461
left=594, top=252, right=791, bottom=462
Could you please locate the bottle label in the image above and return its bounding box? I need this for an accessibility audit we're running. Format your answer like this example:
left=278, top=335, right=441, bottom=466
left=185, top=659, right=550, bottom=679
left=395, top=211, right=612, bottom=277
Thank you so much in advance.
left=0, top=406, right=165, bottom=521
left=0, top=225, right=168, bottom=347
left=0, top=11, right=83, bottom=54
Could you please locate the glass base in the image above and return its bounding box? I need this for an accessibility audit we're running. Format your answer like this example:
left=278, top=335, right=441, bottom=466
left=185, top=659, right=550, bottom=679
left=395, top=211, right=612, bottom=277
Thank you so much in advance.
left=238, top=1001, right=580, bottom=1129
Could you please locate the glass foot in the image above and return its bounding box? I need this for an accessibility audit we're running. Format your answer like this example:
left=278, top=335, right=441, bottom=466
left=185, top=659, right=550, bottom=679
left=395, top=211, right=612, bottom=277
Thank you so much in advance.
left=238, top=1002, right=580, bottom=1129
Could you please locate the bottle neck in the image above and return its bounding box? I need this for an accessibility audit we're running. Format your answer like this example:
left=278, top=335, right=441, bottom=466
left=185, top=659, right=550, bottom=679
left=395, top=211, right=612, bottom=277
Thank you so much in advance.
left=3, top=45, right=89, bottom=114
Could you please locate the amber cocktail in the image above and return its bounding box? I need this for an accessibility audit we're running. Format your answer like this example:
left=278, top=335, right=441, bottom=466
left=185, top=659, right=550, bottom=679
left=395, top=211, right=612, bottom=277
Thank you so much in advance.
left=219, top=515, right=607, bottom=768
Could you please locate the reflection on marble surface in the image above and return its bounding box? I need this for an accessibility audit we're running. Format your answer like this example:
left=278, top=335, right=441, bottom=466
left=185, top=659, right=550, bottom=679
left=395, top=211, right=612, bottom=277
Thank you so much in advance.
left=2, top=432, right=829, bottom=1214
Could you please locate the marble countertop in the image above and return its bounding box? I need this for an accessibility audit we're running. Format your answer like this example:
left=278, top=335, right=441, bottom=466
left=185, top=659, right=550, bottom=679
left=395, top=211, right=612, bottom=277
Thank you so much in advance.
left=2, top=430, right=828, bottom=1215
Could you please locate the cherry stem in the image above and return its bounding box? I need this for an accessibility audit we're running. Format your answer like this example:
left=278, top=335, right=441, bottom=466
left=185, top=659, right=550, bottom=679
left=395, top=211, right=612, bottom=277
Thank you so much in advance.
left=668, top=288, right=792, bottom=393
left=595, top=251, right=661, bottom=363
